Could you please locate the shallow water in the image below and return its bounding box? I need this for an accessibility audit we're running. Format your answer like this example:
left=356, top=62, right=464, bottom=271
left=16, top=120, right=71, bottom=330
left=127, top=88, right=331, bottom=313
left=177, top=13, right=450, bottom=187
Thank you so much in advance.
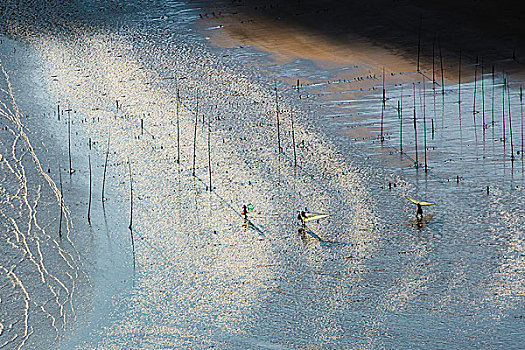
left=1, top=0, right=524, bottom=349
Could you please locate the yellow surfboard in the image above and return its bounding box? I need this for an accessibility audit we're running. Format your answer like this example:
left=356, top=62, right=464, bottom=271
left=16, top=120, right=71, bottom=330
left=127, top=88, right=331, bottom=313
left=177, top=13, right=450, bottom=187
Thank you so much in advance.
left=301, top=212, right=330, bottom=223
left=405, top=196, right=435, bottom=206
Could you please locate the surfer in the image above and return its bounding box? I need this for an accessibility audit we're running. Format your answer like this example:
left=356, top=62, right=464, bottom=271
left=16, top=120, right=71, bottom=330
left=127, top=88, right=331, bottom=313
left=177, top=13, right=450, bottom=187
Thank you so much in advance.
left=405, top=196, right=434, bottom=224
left=242, top=205, right=248, bottom=223
left=297, top=211, right=306, bottom=227
left=416, top=203, right=423, bottom=221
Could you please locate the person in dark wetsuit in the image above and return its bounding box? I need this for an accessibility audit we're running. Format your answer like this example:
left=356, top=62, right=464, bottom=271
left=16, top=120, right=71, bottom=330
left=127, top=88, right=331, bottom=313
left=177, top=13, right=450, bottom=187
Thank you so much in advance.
left=298, top=211, right=307, bottom=227
left=416, top=203, right=423, bottom=221
left=242, top=205, right=248, bottom=223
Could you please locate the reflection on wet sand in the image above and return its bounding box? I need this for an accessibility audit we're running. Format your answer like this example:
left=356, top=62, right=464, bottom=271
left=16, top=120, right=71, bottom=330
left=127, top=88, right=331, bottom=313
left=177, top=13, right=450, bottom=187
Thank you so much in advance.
left=32, top=21, right=382, bottom=346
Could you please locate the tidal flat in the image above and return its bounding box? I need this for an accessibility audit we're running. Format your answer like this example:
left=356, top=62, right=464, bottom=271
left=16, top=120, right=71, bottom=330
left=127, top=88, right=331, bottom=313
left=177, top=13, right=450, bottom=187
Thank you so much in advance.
left=1, top=1, right=524, bottom=349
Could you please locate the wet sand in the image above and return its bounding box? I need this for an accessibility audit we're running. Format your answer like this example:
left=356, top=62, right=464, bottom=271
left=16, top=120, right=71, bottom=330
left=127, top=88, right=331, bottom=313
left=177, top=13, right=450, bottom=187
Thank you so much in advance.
left=0, top=32, right=132, bottom=349
left=0, top=36, right=89, bottom=349
left=198, top=0, right=525, bottom=172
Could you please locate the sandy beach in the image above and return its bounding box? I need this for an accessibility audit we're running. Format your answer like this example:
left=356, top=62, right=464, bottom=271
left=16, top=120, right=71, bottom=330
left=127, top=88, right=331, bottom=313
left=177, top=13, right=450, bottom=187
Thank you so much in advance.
left=1, top=0, right=524, bottom=349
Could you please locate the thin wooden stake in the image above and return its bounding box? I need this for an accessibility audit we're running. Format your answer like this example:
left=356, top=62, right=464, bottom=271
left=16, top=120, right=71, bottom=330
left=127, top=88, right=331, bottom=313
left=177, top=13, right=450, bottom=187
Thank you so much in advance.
left=413, top=83, right=419, bottom=168
left=432, top=35, right=436, bottom=88
left=399, top=93, right=403, bottom=153
left=439, top=36, right=445, bottom=128
left=432, top=34, right=437, bottom=127
left=439, top=36, right=445, bottom=95
left=423, top=77, right=428, bottom=172
left=202, top=99, right=206, bottom=126
left=492, top=66, right=495, bottom=127
left=481, top=57, right=485, bottom=136
left=508, top=82, right=514, bottom=161
left=88, top=154, right=92, bottom=223
left=503, top=77, right=506, bottom=145
left=58, top=163, right=63, bottom=239
left=192, top=90, right=199, bottom=176
left=88, top=139, right=92, bottom=224
left=68, top=109, right=72, bottom=177
left=275, top=86, right=282, bottom=153
left=176, top=87, right=181, bottom=164
left=128, top=158, right=134, bottom=232
left=102, top=129, right=110, bottom=202
left=473, top=58, right=478, bottom=120
left=520, top=86, right=523, bottom=159
left=128, top=157, right=135, bottom=268
left=57, top=104, right=60, bottom=121
left=381, top=66, right=385, bottom=142
left=207, top=110, right=212, bottom=191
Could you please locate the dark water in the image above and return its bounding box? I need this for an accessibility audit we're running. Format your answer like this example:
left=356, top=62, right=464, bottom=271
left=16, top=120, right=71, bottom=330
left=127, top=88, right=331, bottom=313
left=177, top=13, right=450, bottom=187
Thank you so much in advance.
left=1, top=1, right=524, bottom=349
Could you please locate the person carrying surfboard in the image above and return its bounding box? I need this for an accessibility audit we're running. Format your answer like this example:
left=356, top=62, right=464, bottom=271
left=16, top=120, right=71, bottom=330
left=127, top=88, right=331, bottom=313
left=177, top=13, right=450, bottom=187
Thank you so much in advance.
left=405, top=196, right=434, bottom=222
left=242, top=204, right=254, bottom=224
left=242, top=205, right=248, bottom=223
left=297, top=211, right=329, bottom=226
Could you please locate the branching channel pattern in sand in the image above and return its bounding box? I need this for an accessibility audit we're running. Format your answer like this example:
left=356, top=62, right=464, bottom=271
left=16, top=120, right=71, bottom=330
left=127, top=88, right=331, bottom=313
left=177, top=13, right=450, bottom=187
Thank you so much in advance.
left=0, top=56, right=85, bottom=349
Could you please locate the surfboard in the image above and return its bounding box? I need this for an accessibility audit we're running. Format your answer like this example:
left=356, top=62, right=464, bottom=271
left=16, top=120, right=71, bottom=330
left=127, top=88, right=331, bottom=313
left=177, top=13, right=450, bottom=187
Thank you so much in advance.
left=301, top=212, right=329, bottom=223
left=405, top=196, right=435, bottom=206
